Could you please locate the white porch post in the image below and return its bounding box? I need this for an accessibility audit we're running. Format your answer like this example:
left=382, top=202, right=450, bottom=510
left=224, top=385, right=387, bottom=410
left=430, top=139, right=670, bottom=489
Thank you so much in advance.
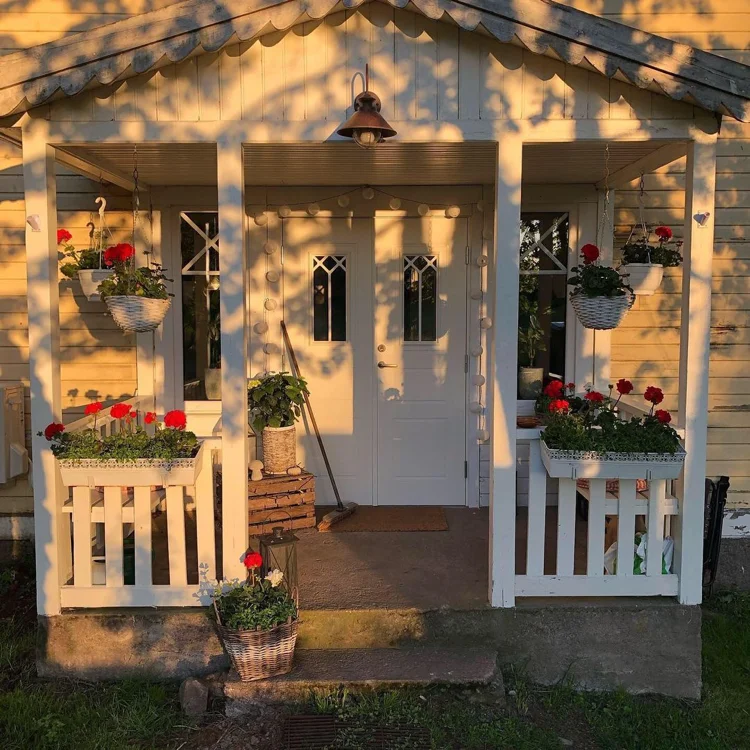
left=217, top=138, right=249, bottom=580
left=23, top=121, right=65, bottom=615
left=489, top=133, right=522, bottom=607
left=676, top=135, right=717, bottom=605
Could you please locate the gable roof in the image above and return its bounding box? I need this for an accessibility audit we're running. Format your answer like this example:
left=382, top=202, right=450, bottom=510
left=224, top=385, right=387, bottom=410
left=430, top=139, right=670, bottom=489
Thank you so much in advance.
left=1, top=0, right=749, bottom=122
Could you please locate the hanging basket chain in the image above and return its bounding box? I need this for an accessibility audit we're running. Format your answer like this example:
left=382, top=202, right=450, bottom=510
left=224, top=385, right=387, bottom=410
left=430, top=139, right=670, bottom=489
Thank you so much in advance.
left=130, top=145, right=140, bottom=295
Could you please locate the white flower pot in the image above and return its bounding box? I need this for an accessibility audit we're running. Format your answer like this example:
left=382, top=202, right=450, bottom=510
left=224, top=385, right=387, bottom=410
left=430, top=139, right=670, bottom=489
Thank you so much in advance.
left=78, top=269, right=113, bottom=302
left=205, top=368, right=222, bottom=400
left=58, top=443, right=204, bottom=487
left=540, top=440, right=685, bottom=480
left=570, top=293, right=633, bottom=331
left=619, top=263, right=664, bottom=296
left=518, top=367, right=544, bottom=399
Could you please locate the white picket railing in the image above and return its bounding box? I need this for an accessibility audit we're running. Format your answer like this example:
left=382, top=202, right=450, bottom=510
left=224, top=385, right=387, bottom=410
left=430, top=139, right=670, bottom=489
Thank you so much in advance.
left=515, top=402, right=684, bottom=598
left=58, top=399, right=219, bottom=608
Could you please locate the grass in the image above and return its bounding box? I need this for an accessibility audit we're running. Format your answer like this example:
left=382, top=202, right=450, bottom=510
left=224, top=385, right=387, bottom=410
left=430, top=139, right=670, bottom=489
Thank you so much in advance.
left=0, top=546, right=748, bottom=749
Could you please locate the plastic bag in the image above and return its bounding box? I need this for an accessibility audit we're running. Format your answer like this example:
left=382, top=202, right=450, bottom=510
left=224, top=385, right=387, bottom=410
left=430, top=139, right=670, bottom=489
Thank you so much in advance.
left=603, top=533, right=674, bottom=575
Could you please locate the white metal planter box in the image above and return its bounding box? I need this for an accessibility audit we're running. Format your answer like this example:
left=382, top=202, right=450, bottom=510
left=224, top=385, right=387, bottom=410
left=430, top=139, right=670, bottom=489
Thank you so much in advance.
left=58, top=443, right=204, bottom=487
left=540, top=440, right=685, bottom=480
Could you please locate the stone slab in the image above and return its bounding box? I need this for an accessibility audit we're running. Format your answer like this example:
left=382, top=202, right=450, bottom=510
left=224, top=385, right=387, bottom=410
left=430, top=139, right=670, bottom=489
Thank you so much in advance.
left=224, top=646, right=498, bottom=713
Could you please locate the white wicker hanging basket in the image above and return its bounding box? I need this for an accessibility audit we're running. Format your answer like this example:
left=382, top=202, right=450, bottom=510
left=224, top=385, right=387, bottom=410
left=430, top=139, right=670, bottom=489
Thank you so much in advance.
left=105, top=296, right=171, bottom=333
left=570, top=292, right=633, bottom=330
left=78, top=269, right=114, bottom=302
left=618, top=263, right=664, bottom=297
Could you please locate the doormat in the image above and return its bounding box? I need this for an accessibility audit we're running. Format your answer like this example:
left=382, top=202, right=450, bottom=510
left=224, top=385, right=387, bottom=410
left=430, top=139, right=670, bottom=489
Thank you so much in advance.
left=318, top=506, right=448, bottom=532
left=284, top=715, right=430, bottom=749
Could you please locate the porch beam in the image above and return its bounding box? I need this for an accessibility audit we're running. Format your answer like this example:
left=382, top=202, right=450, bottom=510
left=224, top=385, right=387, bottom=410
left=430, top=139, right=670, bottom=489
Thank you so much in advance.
left=217, top=137, right=249, bottom=581
left=676, top=134, right=717, bottom=606
left=595, top=142, right=687, bottom=190
left=22, top=120, right=65, bottom=616
left=39, top=118, right=718, bottom=146
left=489, top=133, right=523, bottom=608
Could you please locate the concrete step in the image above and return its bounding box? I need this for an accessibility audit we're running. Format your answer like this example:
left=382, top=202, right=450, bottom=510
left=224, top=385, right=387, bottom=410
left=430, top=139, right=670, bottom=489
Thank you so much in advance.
left=224, top=645, right=499, bottom=714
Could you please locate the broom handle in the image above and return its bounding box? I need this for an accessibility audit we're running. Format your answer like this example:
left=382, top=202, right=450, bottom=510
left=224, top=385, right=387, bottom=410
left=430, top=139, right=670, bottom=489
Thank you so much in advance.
left=281, top=321, right=345, bottom=511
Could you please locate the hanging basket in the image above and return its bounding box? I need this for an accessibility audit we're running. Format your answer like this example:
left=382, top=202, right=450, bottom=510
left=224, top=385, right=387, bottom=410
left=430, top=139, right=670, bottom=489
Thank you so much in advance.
left=570, top=292, right=633, bottom=330
left=105, top=296, right=171, bottom=333
left=78, top=269, right=114, bottom=302
left=214, top=604, right=298, bottom=682
left=618, top=263, right=664, bottom=297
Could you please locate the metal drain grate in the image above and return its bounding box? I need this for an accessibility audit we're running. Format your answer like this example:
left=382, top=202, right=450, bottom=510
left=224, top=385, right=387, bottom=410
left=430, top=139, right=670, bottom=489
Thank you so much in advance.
left=284, top=715, right=431, bottom=749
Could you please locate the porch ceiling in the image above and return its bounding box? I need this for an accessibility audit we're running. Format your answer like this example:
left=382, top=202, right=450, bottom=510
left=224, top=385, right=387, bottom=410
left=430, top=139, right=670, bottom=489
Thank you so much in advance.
left=60, top=141, right=673, bottom=187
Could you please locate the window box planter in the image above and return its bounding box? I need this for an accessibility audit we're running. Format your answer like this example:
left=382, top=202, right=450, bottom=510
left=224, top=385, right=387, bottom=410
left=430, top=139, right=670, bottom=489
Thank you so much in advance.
left=619, top=263, right=664, bottom=297
left=58, top=442, right=204, bottom=487
left=540, top=439, right=685, bottom=480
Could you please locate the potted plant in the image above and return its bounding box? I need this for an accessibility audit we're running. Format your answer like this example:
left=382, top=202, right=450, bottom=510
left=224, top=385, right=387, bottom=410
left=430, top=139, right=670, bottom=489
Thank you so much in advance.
left=97, top=243, right=172, bottom=333
left=518, top=302, right=546, bottom=399
left=619, top=225, right=682, bottom=296
left=248, top=373, right=309, bottom=474
left=212, top=551, right=298, bottom=681
left=204, top=319, right=221, bottom=401
left=568, top=244, right=633, bottom=330
left=42, top=405, right=203, bottom=486
left=536, top=379, right=685, bottom=479
left=58, top=228, right=114, bottom=302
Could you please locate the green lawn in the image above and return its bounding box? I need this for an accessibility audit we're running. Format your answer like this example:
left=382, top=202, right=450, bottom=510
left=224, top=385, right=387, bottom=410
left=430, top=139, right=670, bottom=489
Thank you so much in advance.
left=0, top=548, right=748, bottom=750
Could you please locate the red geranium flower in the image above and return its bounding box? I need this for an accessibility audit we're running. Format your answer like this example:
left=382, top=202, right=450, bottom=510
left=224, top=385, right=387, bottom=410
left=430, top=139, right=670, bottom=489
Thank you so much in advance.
left=655, top=226, right=672, bottom=241
left=243, top=551, right=263, bottom=570
left=565, top=382, right=576, bottom=391
left=616, top=379, right=634, bottom=395
left=144, top=412, right=157, bottom=425
left=110, top=403, right=131, bottom=419
left=103, top=243, right=136, bottom=267
left=584, top=391, right=605, bottom=403
left=580, top=244, right=600, bottom=265
left=548, top=399, right=570, bottom=415
left=44, top=422, right=65, bottom=440
left=84, top=401, right=102, bottom=416
left=164, top=410, right=187, bottom=430
left=543, top=380, right=564, bottom=398
left=644, top=386, right=664, bottom=405
left=57, top=228, right=72, bottom=245
left=655, top=409, right=672, bottom=424
left=129, top=411, right=137, bottom=419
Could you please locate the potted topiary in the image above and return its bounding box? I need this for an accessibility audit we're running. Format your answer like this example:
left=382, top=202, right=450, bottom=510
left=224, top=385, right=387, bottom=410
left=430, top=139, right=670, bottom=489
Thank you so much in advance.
left=212, top=551, right=298, bottom=681
left=248, top=373, right=309, bottom=474
left=58, top=228, right=114, bottom=302
left=536, top=379, right=685, bottom=480
left=619, top=225, right=682, bottom=296
left=518, top=302, right=546, bottom=399
left=42, top=405, right=203, bottom=486
left=98, top=243, right=172, bottom=333
left=568, top=244, right=633, bottom=330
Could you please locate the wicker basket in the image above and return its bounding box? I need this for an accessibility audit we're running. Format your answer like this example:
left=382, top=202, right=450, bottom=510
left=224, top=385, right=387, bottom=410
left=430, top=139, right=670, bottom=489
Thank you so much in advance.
left=570, top=292, right=633, bottom=330
left=262, top=425, right=297, bottom=474
left=214, top=605, right=298, bottom=682
left=105, top=296, right=171, bottom=333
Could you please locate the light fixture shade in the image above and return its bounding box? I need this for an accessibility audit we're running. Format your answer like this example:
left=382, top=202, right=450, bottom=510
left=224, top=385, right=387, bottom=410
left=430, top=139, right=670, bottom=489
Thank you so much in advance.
left=337, top=91, right=396, bottom=148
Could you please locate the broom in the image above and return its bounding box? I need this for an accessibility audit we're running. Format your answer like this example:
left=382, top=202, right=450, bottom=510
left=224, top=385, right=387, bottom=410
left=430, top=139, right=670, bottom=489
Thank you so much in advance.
left=281, top=321, right=358, bottom=530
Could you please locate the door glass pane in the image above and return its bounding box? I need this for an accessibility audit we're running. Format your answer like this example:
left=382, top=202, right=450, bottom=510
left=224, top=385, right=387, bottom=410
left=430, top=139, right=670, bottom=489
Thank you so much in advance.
left=312, top=256, right=347, bottom=341
left=403, top=255, right=437, bottom=342
left=180, top=212, right=220, bottom=401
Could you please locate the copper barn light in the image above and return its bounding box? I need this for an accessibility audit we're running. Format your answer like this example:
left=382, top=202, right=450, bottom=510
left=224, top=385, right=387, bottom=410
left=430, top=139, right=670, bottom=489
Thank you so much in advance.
left=337, top=65, right=396, bottom=149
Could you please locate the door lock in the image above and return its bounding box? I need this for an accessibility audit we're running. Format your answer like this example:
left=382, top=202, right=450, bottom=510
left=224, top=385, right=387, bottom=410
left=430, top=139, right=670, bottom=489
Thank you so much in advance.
left=377, top=344, right=386, bottom=353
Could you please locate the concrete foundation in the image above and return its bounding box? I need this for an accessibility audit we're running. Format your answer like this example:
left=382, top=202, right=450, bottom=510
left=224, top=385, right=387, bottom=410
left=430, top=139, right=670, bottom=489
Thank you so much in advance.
left=38, top=599, right=701, bottom=698
left=714, top=538, right=750, bottom=592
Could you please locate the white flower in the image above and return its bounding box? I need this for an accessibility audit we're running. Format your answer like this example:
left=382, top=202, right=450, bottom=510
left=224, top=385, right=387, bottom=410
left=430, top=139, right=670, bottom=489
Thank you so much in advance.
left=265, top=568, right=284, bottom=588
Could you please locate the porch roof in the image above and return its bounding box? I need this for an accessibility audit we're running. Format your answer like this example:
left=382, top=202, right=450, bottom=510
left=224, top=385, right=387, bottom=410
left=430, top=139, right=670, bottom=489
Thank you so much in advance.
left=1, top=0, right=750, bottom=123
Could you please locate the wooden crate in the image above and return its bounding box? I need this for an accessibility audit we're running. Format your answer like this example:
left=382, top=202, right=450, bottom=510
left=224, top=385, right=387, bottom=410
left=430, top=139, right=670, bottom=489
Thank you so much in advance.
left=248, top=471, right=316, bottom=535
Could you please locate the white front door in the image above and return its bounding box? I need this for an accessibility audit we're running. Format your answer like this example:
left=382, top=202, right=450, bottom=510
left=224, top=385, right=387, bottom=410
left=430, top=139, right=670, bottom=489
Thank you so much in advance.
left=282, top=213, right=467, bottom=506
left=374, top=216, right=467, bottom=506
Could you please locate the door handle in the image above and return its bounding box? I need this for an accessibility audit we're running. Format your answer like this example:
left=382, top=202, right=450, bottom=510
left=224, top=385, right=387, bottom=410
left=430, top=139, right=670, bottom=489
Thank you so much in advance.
left=377, top=361, right=398, bottom=369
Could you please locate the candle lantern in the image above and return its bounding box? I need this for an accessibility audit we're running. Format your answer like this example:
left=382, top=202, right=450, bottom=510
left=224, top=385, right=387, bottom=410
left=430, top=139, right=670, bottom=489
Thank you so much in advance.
left=259, top=525, right=299, bottom=601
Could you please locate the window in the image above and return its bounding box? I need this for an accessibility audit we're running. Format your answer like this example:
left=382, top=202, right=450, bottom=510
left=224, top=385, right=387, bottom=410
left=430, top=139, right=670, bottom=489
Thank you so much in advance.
left=404, top=255, right=437, bottom=342
left=518, top=213, right=569, bottom=391
left=180, top=212, right=220, bottom=401
left=313, top=255, right=347, bottom=341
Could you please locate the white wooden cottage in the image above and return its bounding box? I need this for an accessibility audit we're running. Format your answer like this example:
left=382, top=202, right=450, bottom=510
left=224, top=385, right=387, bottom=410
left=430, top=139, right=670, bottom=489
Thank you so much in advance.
left=0, top=0, right=749, bottom=643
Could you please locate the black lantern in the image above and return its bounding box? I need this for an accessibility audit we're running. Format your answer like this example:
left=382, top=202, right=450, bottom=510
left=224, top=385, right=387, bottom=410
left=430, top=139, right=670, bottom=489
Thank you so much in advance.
left=259, top=525, right=298, bottom=601
left=337, top=66, right=396, bottom=149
